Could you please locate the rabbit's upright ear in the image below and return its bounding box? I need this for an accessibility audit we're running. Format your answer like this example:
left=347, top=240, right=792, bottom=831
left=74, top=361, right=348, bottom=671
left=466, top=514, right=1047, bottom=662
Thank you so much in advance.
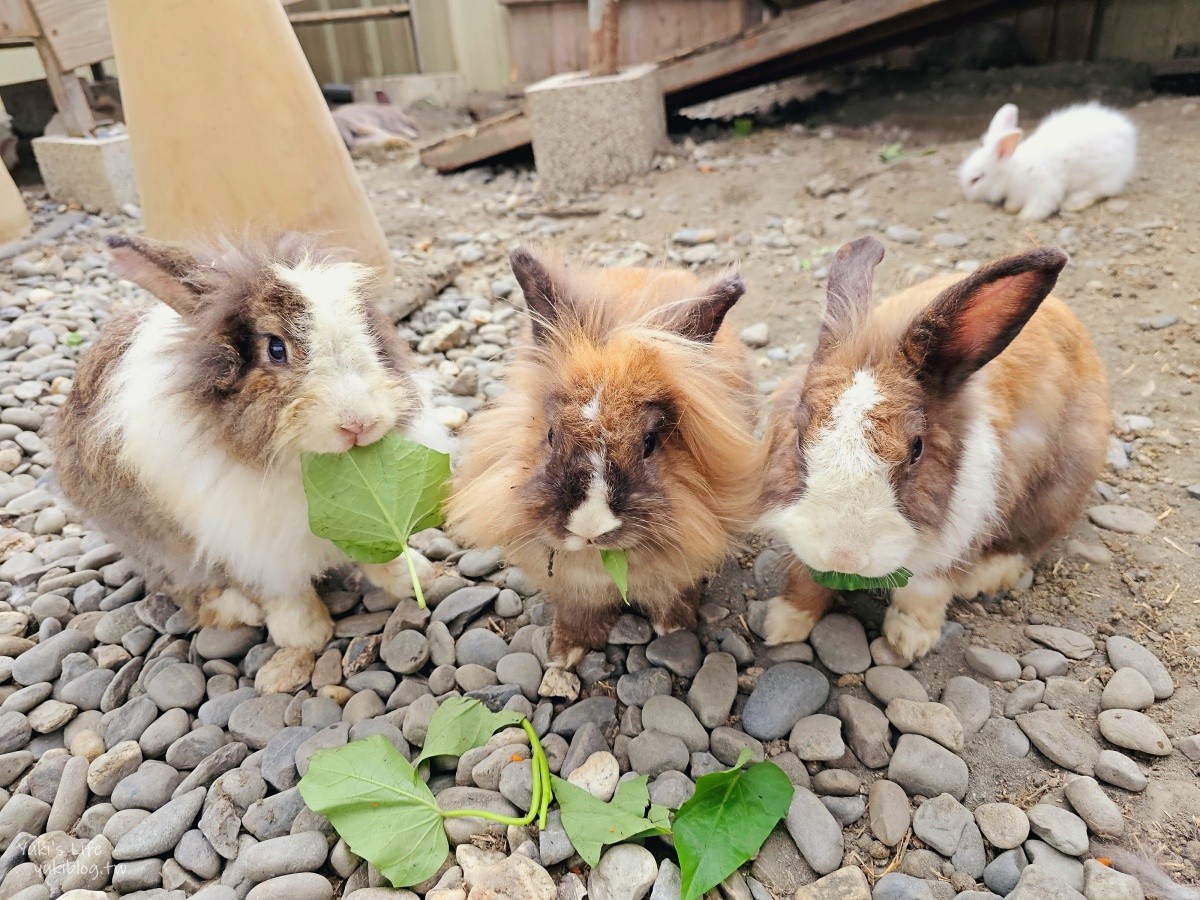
left=995, top=129, right=1023, bottom=160
left=672, top=267, right=745, bottom=343
left=509, top=246, right=570, bottom=344
left=986, top=103, right=1018, bottom=138
left=814, top=235, right=884, bottom=360
left=106, top=236, right=203, bottom=316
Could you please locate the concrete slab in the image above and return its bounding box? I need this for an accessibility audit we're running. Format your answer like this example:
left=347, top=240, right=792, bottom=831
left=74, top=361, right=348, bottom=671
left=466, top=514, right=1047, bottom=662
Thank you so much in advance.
left=526, top=63, right=666, bottom=195
left=32, top=133, right=138, bottom=214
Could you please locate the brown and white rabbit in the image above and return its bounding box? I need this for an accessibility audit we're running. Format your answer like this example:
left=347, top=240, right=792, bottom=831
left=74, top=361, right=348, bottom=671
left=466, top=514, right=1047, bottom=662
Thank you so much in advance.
left=53, top=233, right=449, bottom=651
left=760, top=236, right=1110, bottom=662
left=446, top=247, right=761, bottom=668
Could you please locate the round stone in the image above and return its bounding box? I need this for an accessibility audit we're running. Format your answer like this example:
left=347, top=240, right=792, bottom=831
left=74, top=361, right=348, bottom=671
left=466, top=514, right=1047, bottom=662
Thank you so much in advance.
left=1097, top=709, right=1172, bottom=756
left=145, top=663, right=206, bottom=711
left=974, top=802, right=1029, bottom=850
left=789, top=715, right=844, bottom=762
left=741, top=663, right=829, bottom=740
left=1101, top=667, right=1155, bottom=711
left=808, top=614, right=871, bottom=674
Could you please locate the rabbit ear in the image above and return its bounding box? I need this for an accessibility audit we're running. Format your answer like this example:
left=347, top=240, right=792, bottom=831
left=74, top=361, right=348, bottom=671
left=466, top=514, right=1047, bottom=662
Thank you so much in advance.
left=905, top=247, right=1067, bottom=393
left=995, top=129, right=1023, bottom=159
left=509, top=246, right=566, bottom=344
left=672, top=267, right=745, bottom=343
left=815, top=236, right=884, bottom=358
left=987, top=103, right=1019, bottom=137
left=106, top=236, right=203, bottom=316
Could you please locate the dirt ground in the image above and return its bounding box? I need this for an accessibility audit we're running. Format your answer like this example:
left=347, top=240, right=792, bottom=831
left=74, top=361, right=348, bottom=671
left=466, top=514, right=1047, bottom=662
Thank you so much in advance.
left=357, top=73, right=1200, bottom=881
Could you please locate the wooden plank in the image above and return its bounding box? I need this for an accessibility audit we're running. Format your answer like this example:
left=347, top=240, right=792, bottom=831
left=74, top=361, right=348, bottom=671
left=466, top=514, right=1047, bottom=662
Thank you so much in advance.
left=419, top=107, right=530, bottom=172
left=288, top=3, right=408, bottom=25
left=27, top=0, right=112, bottom=69
left=31, top=31, right=94, bottom=134
left=658, top=0, right=979, bottom=96
left=0, top=0, right=40, bottom=40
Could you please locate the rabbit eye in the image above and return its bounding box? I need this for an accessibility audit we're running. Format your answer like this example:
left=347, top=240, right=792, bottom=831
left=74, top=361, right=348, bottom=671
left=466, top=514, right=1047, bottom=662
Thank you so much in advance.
left=642, top=432, right=658, bottom=458
left=909, top=436, right=924, bottom=464
left=970, top=174, right=983, bottom=185
left=266, top=335, right=287, bottom=364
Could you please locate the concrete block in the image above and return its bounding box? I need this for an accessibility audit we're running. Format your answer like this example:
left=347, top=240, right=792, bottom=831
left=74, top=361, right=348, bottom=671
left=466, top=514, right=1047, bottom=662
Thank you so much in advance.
left=32, top=133, right=138, bottom=214
left=526, top=63, right=666, bottom=195
left=354, top=73, right=465, bottom=109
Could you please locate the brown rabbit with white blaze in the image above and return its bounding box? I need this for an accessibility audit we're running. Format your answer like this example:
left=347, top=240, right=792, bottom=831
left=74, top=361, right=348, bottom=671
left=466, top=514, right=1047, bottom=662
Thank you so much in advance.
left=446, top=247, right=761, bottom=669
left=760, top=236, right=1110, bottom=662
left=53, top=234, right=449, bottom=651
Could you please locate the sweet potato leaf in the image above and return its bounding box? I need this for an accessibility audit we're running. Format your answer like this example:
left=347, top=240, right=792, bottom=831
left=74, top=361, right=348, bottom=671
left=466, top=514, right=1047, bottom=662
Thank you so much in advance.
left=551, top=774, right=670, bottom=866
left=297, top=734, right=447, bottom=888
left=808, top=566, right=912, bottom=591
left=302, top=431, right=450, bottom=605
left=415, top=697, right=525, bottom=766
left=673, top=750, right=794, bottom=900
left=600, top=549, right=629, bottom=604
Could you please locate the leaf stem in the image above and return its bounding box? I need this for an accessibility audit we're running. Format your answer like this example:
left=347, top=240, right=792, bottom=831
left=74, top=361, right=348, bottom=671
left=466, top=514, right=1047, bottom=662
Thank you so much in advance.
left=440, top=719, right=551, bottom=830
left=401, top=544, right=427, bottom=609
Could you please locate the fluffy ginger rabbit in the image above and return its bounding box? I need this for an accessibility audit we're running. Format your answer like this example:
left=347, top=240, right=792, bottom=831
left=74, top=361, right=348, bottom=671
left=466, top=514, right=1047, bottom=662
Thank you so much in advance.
left=446, top=247, right=761, bottom=668
left=53, top=234, right=447, bottom=651
left=760, top=236, right=1110, bottom=662
left=959, top=101, right=1136, bottom=220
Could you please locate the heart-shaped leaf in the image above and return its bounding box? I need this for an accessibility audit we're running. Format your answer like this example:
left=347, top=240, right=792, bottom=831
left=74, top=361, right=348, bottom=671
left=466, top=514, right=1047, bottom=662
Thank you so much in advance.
left=808, top=566, right=912, bottom=591
left=600, top=549, right=629, bottom=604
left=673, top=751, right=794, bottom=900
left=415, top=697, right=525, bottom=766
left=297, top=734, right=447, bottom=888
left=551, top=774, right=670, bottom=866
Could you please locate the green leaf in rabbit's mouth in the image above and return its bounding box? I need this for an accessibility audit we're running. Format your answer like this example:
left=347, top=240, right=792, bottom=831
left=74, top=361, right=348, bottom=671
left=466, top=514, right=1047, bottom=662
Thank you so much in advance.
left=808, top=566, right=913, bottom=591
left=600, top=549, right=629, bottom=604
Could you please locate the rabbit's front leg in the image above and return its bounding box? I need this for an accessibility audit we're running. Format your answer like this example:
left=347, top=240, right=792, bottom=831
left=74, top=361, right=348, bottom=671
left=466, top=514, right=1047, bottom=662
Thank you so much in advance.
left=883, top=573, right=954, bottom=662
left=263, top=587, right=334, bottom=651
left=1061, top=190, right=1099, bottom=212
left=765, top=559, right=834, bottom=645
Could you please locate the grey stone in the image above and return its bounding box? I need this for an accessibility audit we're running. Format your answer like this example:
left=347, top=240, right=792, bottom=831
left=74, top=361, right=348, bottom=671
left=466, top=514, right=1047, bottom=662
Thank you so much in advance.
left=171, top=742, right=249, bottom=797
left=1082, top=858, right=1144, bottom=900
left=194, top=626, right=263, bottom=660
left=640, top=696, right=707, bottom=753
left=627, top=730, right=688, bottom=777
left=495, top=653, right=542, bottom=701
left=888, top=734, right=968, bottom=800
left=616, top=668, right=672, bottom=707
left=380, top=630, right=428, bottom=675
left=965, top=646, right=1022, bottom=681
left=864, top=666, right=929, bottom=705
left=1095, top=750, right=1146, bottom=792
left=1005, top=681, right=1046, bottom=718
left=538, top=810, right=573, bottom=866
left=821, top=795, right=865, bottom=827
left=227, top=694, right=290, bottom=750
left=245, top=873, right=334, bottom=900
left=874, top=873, right=934, bottom=900
left=1017, top=710, right=1101, bottom=775
left=608, top=615, right=652, bottom=645
left=261, top=727, right=316, bottom=792
left=838, top=695, right=892, bottom=768
left=1027, top=804, right=1089, bottom=856
left=1021, top=649, right=1070, bottom=679
left=954, top=819, right=987, bottom=879
left=436, top=787, right=517, bottom=846
left=165, top=724, right=226, bottom=770
left=1025, top=626, right=1094, bottom=660
left=809, top=614, right=871, bottom=674
left=984, top=848, right=1028, bottom=896
left=789, top=714, right=844, bottom=762
left=741, top=663, right=829, bottom=740
left=589, top=844, right=657, bottom=900
left=102, top=696, right=159, bottom=747
left=431, top=587, right=498, bottom=635
left=553, top=698, right=617, bottom=738
left=795, top=866, right=871, bottom=899
left=11, top=630, right=91, bottom=685
left=648, top=771, right=694, bottom=809
left=1097, top=709, right=1172, bottom=756
left=112, top=788, right=205, bottom=860
left=975, top=802, right=1029, bottom=850
left=868, top=779, right=909, bottom=847
left=112, top=858, right=163, bottom=893
left=645, top=631, right=702, bottom=679
left=1101, top=668, right=1154, bottom=711
left=239, top=832, right=329, bottom=881
left=243, top=788, right=308, bottom=841
left=941, top=677, right=991, bottom=736
left=111, top=760, right=181, bottom=810
left=0, top=712, right=31, bottom=754
left=139, top=708, right=190, bottom=759
left=1024, top=842, right=1085, bottom=892
left=709, top=727, right=764, bottom=767
left=145, top=664, right=205, bottom=711
left=650, top=858, right=682, bottom=900
left=455, top=630, right=509, bottom=669
left=785, top=787, right=843, bottom=875
left=886, top=699, right=963, bottom=752
left=175, top=829, right=222, bottom=880
left=1104, top=637, right=1173, bottom=700
left=686, top=652, right=736, bottom=729
left=0, top=796, right=50, bottom=851
left=885, top=224, right=923, bottom=244
left=1064, top=776, right=1123, bottom=839
left=913, top=793, right=971, bottom=855
left=1086, top=505, right=1157, bottom=536
left=197, top=687, right=256, bottom=729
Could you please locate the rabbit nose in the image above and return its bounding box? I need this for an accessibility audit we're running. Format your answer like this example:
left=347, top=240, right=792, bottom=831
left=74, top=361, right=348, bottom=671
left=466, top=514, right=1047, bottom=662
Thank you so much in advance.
left=829, top=548, right=866, bottom=573
left=339, top=415, right=379, bottom=445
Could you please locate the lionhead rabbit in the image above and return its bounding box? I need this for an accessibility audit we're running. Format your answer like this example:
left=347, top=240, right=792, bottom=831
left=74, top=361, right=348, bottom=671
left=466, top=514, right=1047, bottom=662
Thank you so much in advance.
left=447, top=247, right=761, bottom=668
left=959, top=101, right=1136, bottom=220
left=760, top=236, right=1110, bottom=662
left=53, top=233, right=446, bottom=650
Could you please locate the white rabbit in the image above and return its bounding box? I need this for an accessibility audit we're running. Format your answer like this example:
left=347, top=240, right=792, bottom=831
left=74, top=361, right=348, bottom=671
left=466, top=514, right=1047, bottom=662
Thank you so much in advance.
left=959, top=101, right=1136, bottom=220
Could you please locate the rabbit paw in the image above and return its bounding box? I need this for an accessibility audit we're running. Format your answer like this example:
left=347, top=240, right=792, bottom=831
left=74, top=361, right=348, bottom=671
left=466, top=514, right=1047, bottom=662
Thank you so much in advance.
left=265, top=593, right=334, bottom=651
left=882, top=607, right=941, bottom=663
left=764, top=596, right=817, bottom=645
left=955, top=553, right=1032, bottom=599
left=1062, top=190, right=1099, bottom=212
left=200, top=587, right=265, bottom=628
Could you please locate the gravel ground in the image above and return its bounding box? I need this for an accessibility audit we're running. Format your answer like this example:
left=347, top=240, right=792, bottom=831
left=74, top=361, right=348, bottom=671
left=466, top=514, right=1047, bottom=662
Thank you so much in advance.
left=0, top=72, right=1197, bottom=900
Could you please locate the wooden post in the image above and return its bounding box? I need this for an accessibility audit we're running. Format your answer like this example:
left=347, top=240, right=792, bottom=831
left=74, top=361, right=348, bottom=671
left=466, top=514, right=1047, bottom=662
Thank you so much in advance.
left=0, top=164, right=32, bottom=244
left=588, top=0, right=619, bottom=77
left=105, top=0, right=392, bottom=276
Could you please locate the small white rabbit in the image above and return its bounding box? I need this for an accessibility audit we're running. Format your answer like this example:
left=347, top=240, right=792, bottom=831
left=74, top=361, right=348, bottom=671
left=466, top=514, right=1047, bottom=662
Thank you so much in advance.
left=959, top=101, right=1136, bottom=220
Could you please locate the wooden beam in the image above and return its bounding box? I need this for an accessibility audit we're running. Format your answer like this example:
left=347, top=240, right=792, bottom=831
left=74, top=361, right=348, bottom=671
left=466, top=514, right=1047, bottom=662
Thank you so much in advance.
left=587, top=0, right=618, bottom=77
left=287, top=4, right=409, bottom=26
left=419, top=107, right=530, bottom=172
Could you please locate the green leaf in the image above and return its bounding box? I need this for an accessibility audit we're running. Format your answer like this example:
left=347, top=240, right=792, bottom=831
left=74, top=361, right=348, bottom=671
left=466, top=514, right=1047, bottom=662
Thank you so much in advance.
left=64, top=332, right=84, bottom=347
left=600, top=549, right=629, bottom=604
left=297, top=734, right=448, bottom=888
left=807, top=566, right=912, bottom=591
left=415, top=697, right=524, bottom=766
left=551, top=774, right=669, bottom=867
left=302, top=432, right=451, bottom=603
left=732, top=117, right=754, bottom=138
left=880, top=141, right=905, bottom=162
left=673, top=758, right=794, bottom=900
